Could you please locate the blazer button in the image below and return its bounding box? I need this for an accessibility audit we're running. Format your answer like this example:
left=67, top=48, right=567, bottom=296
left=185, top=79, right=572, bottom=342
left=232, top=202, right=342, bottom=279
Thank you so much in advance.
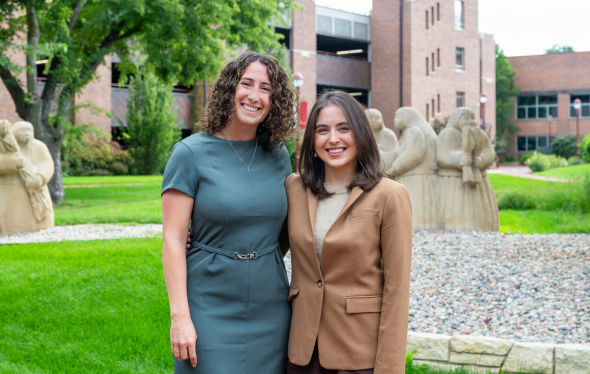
left=317, top=280, right=323, bottom=288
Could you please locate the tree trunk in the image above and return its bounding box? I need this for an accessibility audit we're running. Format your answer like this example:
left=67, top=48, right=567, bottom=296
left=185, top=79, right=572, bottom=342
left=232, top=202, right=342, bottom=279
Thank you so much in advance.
left=47, top=139, right=65, bottom=204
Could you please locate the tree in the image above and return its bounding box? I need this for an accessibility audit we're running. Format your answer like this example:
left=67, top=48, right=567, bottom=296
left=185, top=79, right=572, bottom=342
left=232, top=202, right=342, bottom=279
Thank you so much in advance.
left=124, top=70, right=180, bottom=175
left=0, top=0, right=294, bottom=202
left=495, top=44, right=520, bottom=150
left=551, top=134, right=577, bottom=159
left=546, top=45, right=575, bottom=54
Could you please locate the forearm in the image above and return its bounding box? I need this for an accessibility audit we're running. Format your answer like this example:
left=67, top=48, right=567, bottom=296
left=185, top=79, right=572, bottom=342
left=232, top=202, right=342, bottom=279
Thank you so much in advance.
left=163, top=238, right=191, bottom=318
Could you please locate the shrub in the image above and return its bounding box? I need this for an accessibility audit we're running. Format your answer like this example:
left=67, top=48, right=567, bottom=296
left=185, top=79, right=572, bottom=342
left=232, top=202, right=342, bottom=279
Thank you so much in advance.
left=581, top=135, right=590, bottom=163
left=551, top=134, right=577, bottom=159
left=504, top=155, right=515, bottom=162
left=61, top=124, right=130, bottom=176
left=498, top=192, right=536, bottom=210
left=124, top=70, right=181, bottom=175
left=518, top=149, right=536, bottom=164
left=405, top=350, right=429, bottom=374
left=525, top=154, right=567, bottom=172
left=567, top=156, right=586, bottom=166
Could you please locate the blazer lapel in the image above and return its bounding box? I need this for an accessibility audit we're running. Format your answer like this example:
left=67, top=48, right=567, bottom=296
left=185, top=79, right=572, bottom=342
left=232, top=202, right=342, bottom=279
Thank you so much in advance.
left=307, top=187, right=319, bottom=234
left=334, top=186, right=363, bottom=223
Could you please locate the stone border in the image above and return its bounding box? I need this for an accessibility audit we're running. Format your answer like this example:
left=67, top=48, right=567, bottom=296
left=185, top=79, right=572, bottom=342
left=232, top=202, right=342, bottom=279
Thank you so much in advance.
left=407, top=332, right=590, bottom=374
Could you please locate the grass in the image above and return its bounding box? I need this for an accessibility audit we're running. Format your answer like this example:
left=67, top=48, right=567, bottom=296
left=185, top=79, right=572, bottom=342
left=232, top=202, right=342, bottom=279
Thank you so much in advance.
left=534, top=163, right=590, bottom=179
left=56, top=180, right=162, bottom=225
left=63, top=175, right=163, bottom=185
left=499, top=210, right=590, bottom=234
left=0, top=238, right=172, bottom=373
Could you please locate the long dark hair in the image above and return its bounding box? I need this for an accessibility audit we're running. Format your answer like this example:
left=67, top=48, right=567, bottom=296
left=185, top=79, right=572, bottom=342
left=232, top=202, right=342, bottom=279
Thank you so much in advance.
left=200, top=52, right=297, bottom=153
left=299, top=90, right=383, bottom=196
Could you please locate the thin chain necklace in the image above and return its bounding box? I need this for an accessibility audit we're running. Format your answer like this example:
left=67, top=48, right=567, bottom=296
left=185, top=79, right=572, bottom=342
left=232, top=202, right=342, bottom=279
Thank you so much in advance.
left=222, top=130, right=257, bottom=172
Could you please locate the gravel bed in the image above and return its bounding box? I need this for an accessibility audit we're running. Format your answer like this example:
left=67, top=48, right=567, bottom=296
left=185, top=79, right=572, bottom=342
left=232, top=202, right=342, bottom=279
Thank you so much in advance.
left=407, top=231, right=590, bottom=344
left=3, top=225, right=589, bottom=344
left=0, top=224, right=162, bottom=244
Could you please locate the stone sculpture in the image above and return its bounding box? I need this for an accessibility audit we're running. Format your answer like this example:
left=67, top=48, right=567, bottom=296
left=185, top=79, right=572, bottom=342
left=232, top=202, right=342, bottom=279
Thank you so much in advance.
left=437, top=108, right=499, bottom=231
left=0, top=120, right=54, bottom=235
left=365, top=108, right=399, bottom=170
left=379, top=107, right=441, bottom=230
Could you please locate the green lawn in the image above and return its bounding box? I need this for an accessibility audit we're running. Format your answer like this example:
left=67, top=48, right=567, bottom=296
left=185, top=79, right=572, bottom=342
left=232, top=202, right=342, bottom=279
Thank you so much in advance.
left=0, top=238, right=172, bottom=373
left=63, top=175, right=163, bottom=185
left=499, top=210, right=590, bottom=234
left=534, top=163, right=590, bottom=180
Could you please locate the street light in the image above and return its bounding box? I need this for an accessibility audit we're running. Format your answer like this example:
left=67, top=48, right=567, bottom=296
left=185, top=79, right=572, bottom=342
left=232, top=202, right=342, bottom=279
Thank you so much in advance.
left=479, top=92, right=488, bottom=130
left=548, top=114, right=553, bottom=147
left=574, top=98, right=582, bottom=157
left=293, top=73, right=304, bottom=174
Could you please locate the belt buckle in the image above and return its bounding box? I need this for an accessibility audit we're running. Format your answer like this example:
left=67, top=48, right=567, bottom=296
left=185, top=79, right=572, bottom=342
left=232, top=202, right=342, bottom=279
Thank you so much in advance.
left=235, top=252, right=256, bottom=260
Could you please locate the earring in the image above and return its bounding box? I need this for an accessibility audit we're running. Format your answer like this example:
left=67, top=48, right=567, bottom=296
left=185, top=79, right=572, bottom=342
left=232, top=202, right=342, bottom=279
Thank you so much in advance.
left=314, top=151, right=317, bottom=157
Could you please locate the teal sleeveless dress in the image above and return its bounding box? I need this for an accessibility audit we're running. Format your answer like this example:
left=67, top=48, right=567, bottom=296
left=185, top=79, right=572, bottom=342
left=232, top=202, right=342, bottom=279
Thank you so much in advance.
left=161, top=132, right=292, bottom=374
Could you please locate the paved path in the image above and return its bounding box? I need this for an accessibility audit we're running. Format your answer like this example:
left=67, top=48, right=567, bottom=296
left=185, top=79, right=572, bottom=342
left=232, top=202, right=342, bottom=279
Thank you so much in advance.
left=488, top=165, right=571, bottom=182
left=2, top=225, right=589, bottom=344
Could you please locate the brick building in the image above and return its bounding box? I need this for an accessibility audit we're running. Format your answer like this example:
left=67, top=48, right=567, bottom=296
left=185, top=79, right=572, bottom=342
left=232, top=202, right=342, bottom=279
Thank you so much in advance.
left=506, top=51, right=590, bottom=158
left=1, top=0, right=495, bottom=141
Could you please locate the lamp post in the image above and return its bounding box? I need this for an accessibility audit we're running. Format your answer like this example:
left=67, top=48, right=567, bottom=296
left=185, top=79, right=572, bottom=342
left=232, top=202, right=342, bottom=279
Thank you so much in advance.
left=480, top=92, right=488, bottom=130
left=293, top=73, right=304, bottom=174
left=573, top=98, right=582, bottom=157
left=548, top=114, right=553, bottom=147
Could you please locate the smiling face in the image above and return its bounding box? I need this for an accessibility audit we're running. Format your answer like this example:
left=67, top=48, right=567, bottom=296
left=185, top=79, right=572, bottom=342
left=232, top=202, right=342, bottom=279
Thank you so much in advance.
left=314, top=104, right=358, bottom=173
left=231, top=61, right=272, bottom=131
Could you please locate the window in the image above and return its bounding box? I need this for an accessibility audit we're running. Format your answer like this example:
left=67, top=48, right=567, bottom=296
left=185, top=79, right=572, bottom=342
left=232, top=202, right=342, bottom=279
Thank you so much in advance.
left=456, top=48, right=464, bottom=70
left=517, top=136, right=556, bottom=152
left=432, top=99, right=435, bottom=117
left=457, top=92, right=465, bottom=107
left=426, top=57, right=429, bottom=76
left=354, top=22, right=368, bottom=40
left=317, top=15, right=332, bottom=34
left=431, top=7, right=435, bottom=25
left=437, top=94, right=441, bottom=112
left=427, top=104, right=430, bottom=121
left=570, top=94, right=590, bottom=118
left=334, top=19, right=352, bottom=37
left=426, top=10, right=429, bottom=30
left=455, top=0, right=464, bottom=29
left=517, top=95, right=558, bottom=119
left=437, top=3, right=440, bottom=22
left=432, top=53, right=435, bottom=71
left=437, top=48, right=440, bottom=67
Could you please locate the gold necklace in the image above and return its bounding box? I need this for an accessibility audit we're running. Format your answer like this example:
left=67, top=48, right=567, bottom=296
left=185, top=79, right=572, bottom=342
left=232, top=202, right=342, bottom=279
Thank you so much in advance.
left=222, top=130, right=257, bottom=172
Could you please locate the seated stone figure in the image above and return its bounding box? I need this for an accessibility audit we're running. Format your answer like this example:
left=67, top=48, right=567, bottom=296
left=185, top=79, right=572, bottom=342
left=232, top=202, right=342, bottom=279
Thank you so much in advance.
left=365, top=108, right=398, bottom=173
left=0, top=120, right=54, bottom=235
left=437, top=108, right=499, bottom=231
left=380, top=107, right=440, bottom=230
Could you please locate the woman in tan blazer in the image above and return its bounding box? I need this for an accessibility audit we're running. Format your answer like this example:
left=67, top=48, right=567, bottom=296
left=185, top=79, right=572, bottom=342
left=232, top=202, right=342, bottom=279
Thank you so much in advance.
left=284, top=91, right=413, bottom=374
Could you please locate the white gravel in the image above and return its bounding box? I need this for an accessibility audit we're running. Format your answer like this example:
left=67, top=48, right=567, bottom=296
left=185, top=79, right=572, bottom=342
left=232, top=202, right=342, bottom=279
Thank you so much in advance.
left=2, top=225, right=589, bottom=345
left=0, top=224, right=162, bottom=244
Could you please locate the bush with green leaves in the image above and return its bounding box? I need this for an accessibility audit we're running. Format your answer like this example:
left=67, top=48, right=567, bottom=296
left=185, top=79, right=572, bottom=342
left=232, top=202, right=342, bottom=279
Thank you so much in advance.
left=581, top=135, right=590, bottom=163
left=61, top=124, right=130, bottom=176
left=525, top=154, right=567, bottom=172
left=518, top=149, right=536, bottom=165
left=124, top=71, right=181, bottom=175
left=504, top=155, right=515, bottom=163
left=567, top=156, right=586, bottom=166
left=551, top=134, right=577, bottom=159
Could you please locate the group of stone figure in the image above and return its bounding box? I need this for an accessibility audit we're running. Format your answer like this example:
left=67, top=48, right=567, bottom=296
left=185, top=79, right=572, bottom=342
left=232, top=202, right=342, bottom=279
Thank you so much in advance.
left=366, top=107, right=499, bottom=232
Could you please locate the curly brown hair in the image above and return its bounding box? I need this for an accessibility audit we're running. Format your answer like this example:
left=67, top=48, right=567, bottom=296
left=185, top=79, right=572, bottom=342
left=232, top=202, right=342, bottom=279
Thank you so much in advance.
left=201, top=52, right=297, bottom=153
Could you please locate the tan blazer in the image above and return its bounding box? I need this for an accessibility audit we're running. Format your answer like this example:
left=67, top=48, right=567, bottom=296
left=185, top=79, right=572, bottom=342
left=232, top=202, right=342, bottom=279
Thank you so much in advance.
left=285, top=175, right=413, bottom=374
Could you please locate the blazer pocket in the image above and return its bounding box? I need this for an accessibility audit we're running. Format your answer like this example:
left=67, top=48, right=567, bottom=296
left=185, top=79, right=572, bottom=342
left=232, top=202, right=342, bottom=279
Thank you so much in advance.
left=288, top=286, right=300, bottom=301
left=346, top=295, right=383, bottom=313
left=351, top=209, right=379, bottom=218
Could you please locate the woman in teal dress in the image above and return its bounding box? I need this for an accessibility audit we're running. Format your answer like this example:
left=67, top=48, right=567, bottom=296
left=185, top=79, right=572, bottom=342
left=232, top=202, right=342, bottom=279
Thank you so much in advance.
left=161, top=52, right=297, bottom=373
